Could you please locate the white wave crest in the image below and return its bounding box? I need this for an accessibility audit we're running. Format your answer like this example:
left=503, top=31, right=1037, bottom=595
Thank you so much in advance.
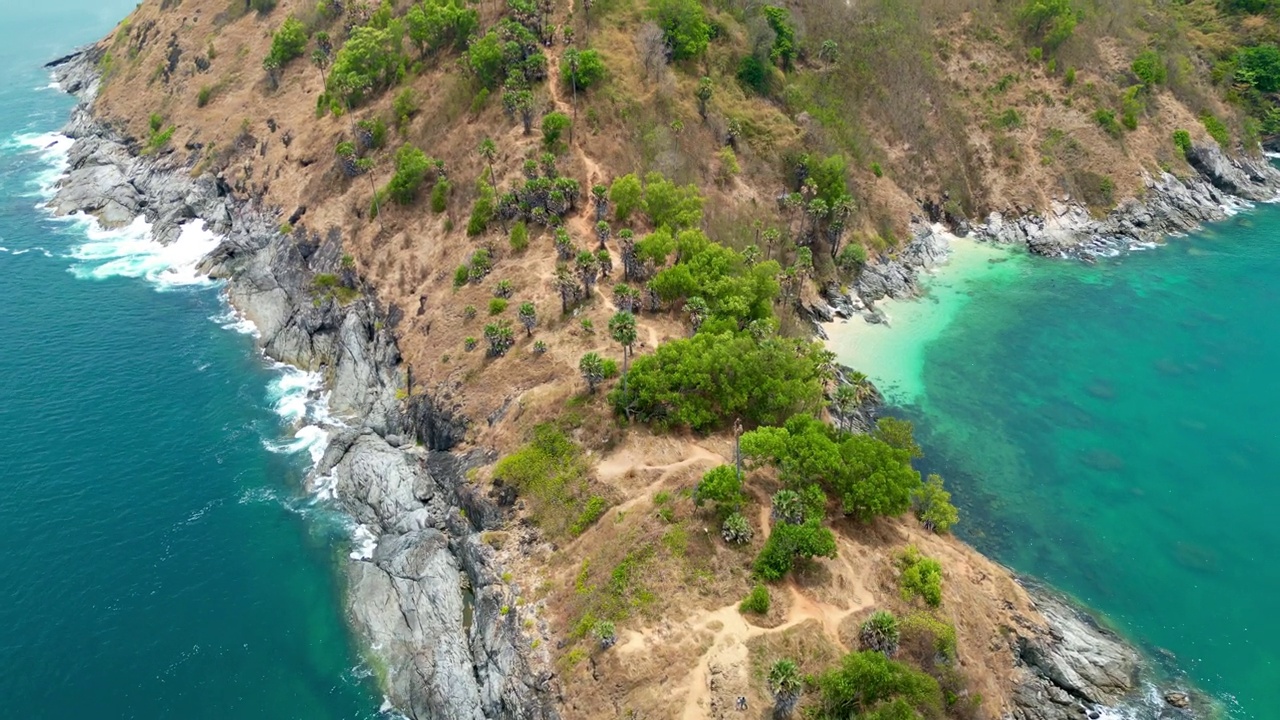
left=8, top=131, right=73, bottom=198
left=349, top=524, right=378, bottom=561
left=66, top=216, right=220, bottom=289
left=210, top=305, right=260, bottom=337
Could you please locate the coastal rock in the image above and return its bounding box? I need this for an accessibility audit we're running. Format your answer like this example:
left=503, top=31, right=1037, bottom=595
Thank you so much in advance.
left=49, top=47, right=557, bottom=720
left=855, top=224, right=951, bottom=302
left=1008, top=589, right=1143, bottom=720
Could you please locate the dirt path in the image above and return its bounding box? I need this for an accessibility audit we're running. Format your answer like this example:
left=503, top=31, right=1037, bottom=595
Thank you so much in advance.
left=597, top=444, right=723, bottom=515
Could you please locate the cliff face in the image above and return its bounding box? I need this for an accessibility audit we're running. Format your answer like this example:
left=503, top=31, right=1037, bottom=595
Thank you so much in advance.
left=49, top=49, right=558, bottom=720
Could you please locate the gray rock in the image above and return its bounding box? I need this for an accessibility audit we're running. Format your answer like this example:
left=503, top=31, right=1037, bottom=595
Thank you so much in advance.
left=48, top=48, right=558, bottom=720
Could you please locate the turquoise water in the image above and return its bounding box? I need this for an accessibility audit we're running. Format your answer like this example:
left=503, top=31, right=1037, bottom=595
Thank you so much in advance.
left=831, top=222, right=1280, bottom=717
left=0, top=5, right=382, bottom=718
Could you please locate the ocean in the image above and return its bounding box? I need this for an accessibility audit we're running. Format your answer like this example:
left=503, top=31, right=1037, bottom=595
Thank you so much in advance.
left=0, top=3, right=383, bottom=718
left=830, top=222, right=1280, bottom=718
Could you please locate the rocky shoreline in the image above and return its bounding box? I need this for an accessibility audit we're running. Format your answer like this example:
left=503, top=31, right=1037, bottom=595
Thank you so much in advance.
left=819, top=141, right=1280, bottom=320
left=47, top=48, right=558, bottom=720
left=43, top=40, right=1216, bottom=720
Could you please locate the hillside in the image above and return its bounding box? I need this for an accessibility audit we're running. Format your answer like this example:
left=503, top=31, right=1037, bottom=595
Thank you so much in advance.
left=62, top=0, right=1279, bottom=717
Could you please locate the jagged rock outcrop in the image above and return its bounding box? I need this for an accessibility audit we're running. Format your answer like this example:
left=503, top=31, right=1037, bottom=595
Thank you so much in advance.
left=49, top=48, right=557, bottom=720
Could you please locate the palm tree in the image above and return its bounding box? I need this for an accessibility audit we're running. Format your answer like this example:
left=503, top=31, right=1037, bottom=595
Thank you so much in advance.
left=595, top=221, right=611, bottom=251
left=518, top=301, right=537, bottom=336
left=685, top=296, right=709, bottom=335
left=592, top=184, right=609, bottom=221
left=483, top=321, right=515, bottom=357
left=832, top=383, right=858, bottom=431
left=859, top=611, right=900, bottom=657
left=579, top=352, right=606, bottom=393
left=767, top=659, right=802, bottom=718
left=695, top=76, right=713, bottom=120
left=608, top=311, right=637, bottom=368
left=576, top=250, right=599, bottom=296
left=555, top=265, right=579, bottom=313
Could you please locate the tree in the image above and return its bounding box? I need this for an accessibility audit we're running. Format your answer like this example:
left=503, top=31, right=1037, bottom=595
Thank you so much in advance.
left=684, top=296, right=709, bottom=334
left=832, top=384, right=860, bottom=431
left=483, top=321, right=516, bottom=357
left=642, top=172, right=704, bottom=230
left=562, top=48, right=606, bottom=90
left=542, top=112, right=572, bottom=152
left=694, top=465, right=744, bottom=516
left=576, top=250, right=600, bottom=295
left=518, top=302, right=538, bottom=336
left=815, top=650, right=943, bottom=719
left=695, top=76, right=713, bottom=120
left=406, top=0, right=477, bottom=57
left=579, top=352, right=607, bottom=392
left=265, top=16, right=309, bottom=73
left=505, top=89, right=536, bottom=134
left=859, top=611, right=901, bottom=657
left=608, top=311, right=637, bottom=365
left=327, top=24, right=406, bottom=107
left=383, top=144, right=435, bottom=205
left=610, top=173, right=644, bottom=222
left=1131, top=49, right=1166, bottom=87
left=612, top=331, right=828, bottom=431
left=648, top=0, right=711, bottom=60
left=767, top=659, right=802, bottom=718
left=762, top=6, right=797, bottom=70
left=1235, top=44, right=1280, bottom=93
left=1018, top=0, right=1077, bottom=50
left=555, top=264, right=580, bottom=312
left=873, top=417, right=922, bottom=458
left=912, top=474, right=958, bottom=533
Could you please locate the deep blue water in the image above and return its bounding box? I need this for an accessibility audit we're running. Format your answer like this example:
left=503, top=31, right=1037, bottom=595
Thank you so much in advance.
left=0, top=5, right=382, bottom=717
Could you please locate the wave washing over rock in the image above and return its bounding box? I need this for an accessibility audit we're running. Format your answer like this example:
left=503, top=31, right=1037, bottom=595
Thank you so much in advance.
left=46, top=47, right=558, bottom=720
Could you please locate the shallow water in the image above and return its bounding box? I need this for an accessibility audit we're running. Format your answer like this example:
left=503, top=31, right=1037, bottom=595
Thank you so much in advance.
left=830, top=221, right=1280, bottom=718
left=0, top=6, right=382, bottom=718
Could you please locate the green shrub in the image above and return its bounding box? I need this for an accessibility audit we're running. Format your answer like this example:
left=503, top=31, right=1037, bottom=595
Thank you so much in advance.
left=859, top=610, right=901, bottom=656
left=694, top=465, right=744, bottom=516
left=509, top=221, right=529, bottom=252
left=384, top=145, right=436, bottom=205
left=736, top=54, right=771, bottom=95
left=327, top=24, right=408, bottom=107
left=762, top=6, right=797, bottom=70
left=264, top=16, right=308, bottom=69
left=1202, top=113, right=1230, bottom=147
left=393, top=88, right=419, bottom=131
left=463, top=304, right=477, bottom=320
left=493, top=425, right=594, bottom=537
left=648, top=0, right=711, bottom=60
left=1093, top=108, right=1122, bottom=138
left=406, top=0, right=478, bottom=56
left=454, top=265, right=470, bottom=288
left=467, top=181, right=496, bottom=236
left=739, top=583, right=770, bottom=614
left=542, top=112, right=572, bottom=153
left=430, top=178, right=450, bottom=213
left=1172, top=129, right=1192, bottom=156
left=754, top=518, right=837, bottom=581
left=1131, top=49, right=1166, bottom=87
left=870, top=162, right=883, bottom=178
left=1018, top=0, right=1077, bottom=50
left=1235, top=44, right=1280, bottom=93
left=642, top=172, right=704, bottom=231
left=609, top=173, right=643, bottom=222
left=997, top=108, right=1022, bottom=129
left=815, top=650, right=943, bottom=719
left=569, top=496, right=609, bottom=536
left=900, top=612, right=957, bottom=662
left=196, top=86, right=212, bottom=107
left=912, top=474, right=958, bottom=533
left=562, top=48, right=606, bottom=90
left=489, top=298, right=508, bottom=315
left=897, top=546, right=943, bottom=607
left=721, top=512, right=754, bottom=544
left=1064, top=66, right=1076, bottom=86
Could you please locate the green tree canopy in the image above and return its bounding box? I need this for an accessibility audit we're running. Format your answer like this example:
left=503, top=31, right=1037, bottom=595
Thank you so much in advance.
left=643, top=172, right=704, bottom=230
left=694, top=465, right=745, bottom=516
left=649, top=241, right=781, bottom=328
left=328, top=23, right=407, bottom=106
left=1018, top=0, right=1078, bottom=50
left=563, top=48, right=607, bottom=90
left=406, top=0, right=477, bottom=56
left=265, top=17, right=309, bottom=69
left=648, top=0, right=711, bottom=60
left=754, top=518, right=837, bottom=580
left=612, top=331, right=827, bottom=431
left=815, top=651, right=944, bottom=720
left=1236, top=44, right=1280, bottom=93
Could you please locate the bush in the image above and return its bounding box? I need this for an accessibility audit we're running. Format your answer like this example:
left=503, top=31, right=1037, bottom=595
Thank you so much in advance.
left=1018, top=0, right=1077, bottom=50
left=467, top=181, right=496, bottom=236
left=196, top=86, right=212, bottom=108
left=406, top=0, right=478, bottom=57
left=754, top=518, right=837, bottom=581
left=912, top=474, right=958, bottom=533
left=1202, top=113, right=1231, bottom=147
left=1131, top=49, right=1166, bottom=87
left=897, top=546, right=943, bottom=607
left=250, top=0, right=277, bottom=13
left=694, top=465, right=743, bottom=515
left=509, top=221, right=529, bottom=252
left=722, top=512, right=754, bottom=545
left=1172, top=129, right=1192, bottom=156
left=859, top=610, right=901, bottom=657
left=763, top=6, right=797, bottom=70
left=609, top=173, right=643, bottom=222
left=736, top=54, right=771, bottom=95
left=900, top=612, right=957, bottom=662
left=327, top=24, right=408, bottom=107
left=739, top=583, right=770, bottom=614
left=453, top=265, right=470, bottom=288
left=562, top=48, right=606, bottom=90
left=613, top=331, right=827, bottom=431
left=265, top=16, right=308, bottom=69
left=393, top=88, right=419, bottom=131
left=489, top=298, right=508, bottom=315
left=1235, top=44, right=1280, bottom=93
left=384, top=145, right=435, bottom=205
left=1094, top=108, right=1122, bottom=138
left=430, top=178, right=450, bottom=213
left=815, top=651, right=943, bottom=719
left=493, top=425, right=594, bottom=537
left=542, top=112, right=572, bottom=153
left=648, top=0, right=711, bottom=60
left=642, top=172, right=704, bottom=231
left=570, top=496, right=609, bottom=536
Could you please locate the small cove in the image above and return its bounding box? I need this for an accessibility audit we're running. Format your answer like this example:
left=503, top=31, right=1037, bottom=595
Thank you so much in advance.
left=829, top=218, right=1280, bottom=718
